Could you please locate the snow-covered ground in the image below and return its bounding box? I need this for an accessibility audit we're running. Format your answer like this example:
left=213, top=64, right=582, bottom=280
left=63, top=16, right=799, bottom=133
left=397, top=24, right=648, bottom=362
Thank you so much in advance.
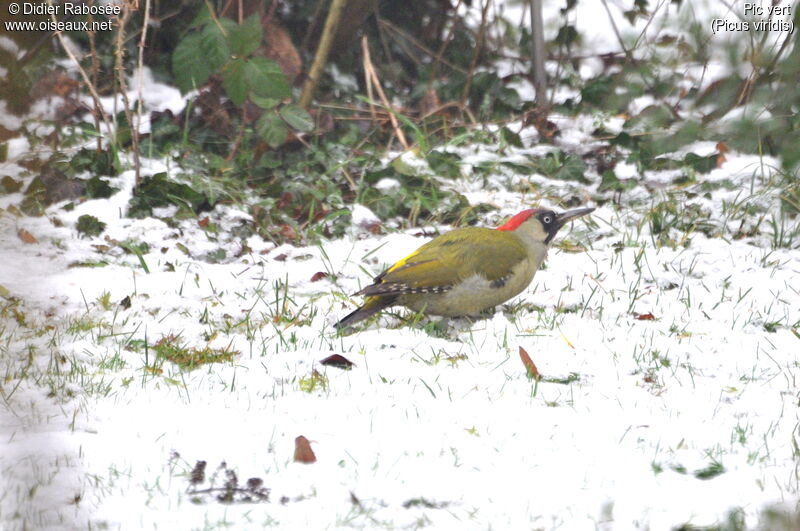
left=3, top=141, right=799, bottom=530
left=2, top=1, right=800, bottom=530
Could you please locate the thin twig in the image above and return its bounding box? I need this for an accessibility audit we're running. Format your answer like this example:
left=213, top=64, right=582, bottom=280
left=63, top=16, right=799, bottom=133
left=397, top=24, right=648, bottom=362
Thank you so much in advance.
left=134, top=0, right=151, bottom=184
left=362, top=42, right=377, bottom=123
left=419, top=100, right=468, bottom=121
left=342, top=167, right=357, bottom=191
left=116, top=7, right=141, bottom=183
left=265, top=0, right=279, bottom=24
left=301, top=0, right=327, bottom=52
left=763, top=29, right=794, bottom=80
left=220, top=0, right=235, bottom=17
left=428, top=0, right=464, bottom=92
left=361, top=36, right=409, bottom=150
left=377, top=18, right=467, bottom=74
left=461, top=0, right=491, bottom=104
left=600, top=0, right=630, bottom=58
left=204, top=0, right=230, bottom=37
left=45, top=0, right=113, bottom=139
left=87, top=2, right=102, bottom=152
left=226, top=107, right=247, bottom=161
left=631, top=0, right=669, bottom=51
left=299, top=0, right=349, bottom=108
left=735, top=2, right=795, bottom=108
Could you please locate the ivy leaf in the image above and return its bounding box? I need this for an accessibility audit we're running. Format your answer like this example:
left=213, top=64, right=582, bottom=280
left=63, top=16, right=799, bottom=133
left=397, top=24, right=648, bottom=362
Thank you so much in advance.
left=85, top=176, right=117, bottom=199
left=222, top=58, right=247, bottom=106
left=251, top=94, right=281, bottom=109
left=228, top=14, right=262, bottom=57
left=552, top=153, right=588, bottom=183
left=279, top=104, right=314, bottom=132
left=500, top=126, right=523, bottom=148
left=172, top=31, right=211, bottom=93
left=598, top=169, right=637, bottom=193
left=683, top=152, right=717, bottom=173
left=427, top=151, right=462, bottom=178
left=200, top=18, right=235, bottom=72
left=246, top=57, right=291, bottom=100
left=538, top=152, right=589, bottom=183
left=554, top=24, right=578, bottom=47
left=256, top=112, right=289, bottom=148
left=626, top=104, right=675, bottom=131
left=188, top=4, right=213, bottom=29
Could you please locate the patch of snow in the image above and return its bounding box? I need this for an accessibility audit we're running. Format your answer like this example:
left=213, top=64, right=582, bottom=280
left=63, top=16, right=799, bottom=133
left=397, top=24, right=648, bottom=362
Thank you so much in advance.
left=350, top=204, right=380, bottom=226
left=628, top=95, right=656, bottom=116
left=329, top=64, right=359, bottom=92
left=0, top=35, right=20, bottom=56
left=82, top=67, right=189, bottom=135
left=508, top=78, right=536, bottom=101
left=375, top=177, right=401, bottom=191
left=578, top=57, right=606, bottom=79
left=0, top=100, right=22, bottom=130
left=131, top=67, right=186, bottom=115
left=29, top=97, right=66, bottom=122
left=614, top=160, right=639, bottom=180
left=718, top=104, right=774, bottom=124
left=6, top=136, right=30, bottom=159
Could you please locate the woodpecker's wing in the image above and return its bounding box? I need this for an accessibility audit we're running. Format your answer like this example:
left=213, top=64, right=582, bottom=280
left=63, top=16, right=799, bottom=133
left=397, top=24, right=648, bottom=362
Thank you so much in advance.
left=356, top=227, right=527, bottom=297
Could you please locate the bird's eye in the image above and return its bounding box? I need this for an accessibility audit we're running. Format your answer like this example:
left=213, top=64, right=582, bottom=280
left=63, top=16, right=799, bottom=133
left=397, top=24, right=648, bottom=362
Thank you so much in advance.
left=542, top=216, right=552, bottom=224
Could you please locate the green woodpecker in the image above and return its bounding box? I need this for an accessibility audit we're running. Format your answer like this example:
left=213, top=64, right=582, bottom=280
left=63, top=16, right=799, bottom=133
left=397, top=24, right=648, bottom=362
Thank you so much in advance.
left=335, top=207, right=594, bottom=329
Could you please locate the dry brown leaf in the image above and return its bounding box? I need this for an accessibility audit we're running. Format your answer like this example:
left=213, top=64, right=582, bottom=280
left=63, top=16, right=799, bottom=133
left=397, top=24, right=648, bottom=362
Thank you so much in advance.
left=519, top=346, right=541, bottom=380
left=18, top=229, right=37, bottom=244
left=418, top=86, right=441, bottom=117
left=294, top=435, right=316, bottom=464
left=320, top=354, right=355, bottom=370
left=198, top=217, right=210, bottom=228
left=635, top=312, right=656, bottom=321
left=716, top=141, right=729, bottom=167
left=260, top=19, right=302, bottom=83
left=278, top=224, right=295, bottom=241
left=276, top=192, right=293, bottom=209
left=310, top=272, right=329, bottom=282
left=365, top=221, right=383, bottom=235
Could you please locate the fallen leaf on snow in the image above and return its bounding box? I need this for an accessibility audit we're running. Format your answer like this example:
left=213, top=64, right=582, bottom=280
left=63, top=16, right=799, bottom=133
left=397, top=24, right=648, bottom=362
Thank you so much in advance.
left=294, top=435, right=316, bottom=464
left=519, top=346, right=541, bottom=380
left=320, top=354, right=355, bottom=370
left=18, top=229, right=37, bottom=244
left=715, top=141, right=729, bottom=167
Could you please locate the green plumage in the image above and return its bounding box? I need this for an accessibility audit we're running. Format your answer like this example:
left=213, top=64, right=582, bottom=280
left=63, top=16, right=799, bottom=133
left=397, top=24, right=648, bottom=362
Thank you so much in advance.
left=360, top=227, right=527, bottom=295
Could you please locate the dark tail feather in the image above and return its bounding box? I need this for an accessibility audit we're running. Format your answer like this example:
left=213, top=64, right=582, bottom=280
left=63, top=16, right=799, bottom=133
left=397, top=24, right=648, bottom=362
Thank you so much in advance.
left=335, top=296, right=396, bottom=330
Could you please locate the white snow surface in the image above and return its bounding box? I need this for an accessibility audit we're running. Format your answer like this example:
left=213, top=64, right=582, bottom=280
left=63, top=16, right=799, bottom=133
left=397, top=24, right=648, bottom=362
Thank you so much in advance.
left=2, top=150, right=799, bottom=531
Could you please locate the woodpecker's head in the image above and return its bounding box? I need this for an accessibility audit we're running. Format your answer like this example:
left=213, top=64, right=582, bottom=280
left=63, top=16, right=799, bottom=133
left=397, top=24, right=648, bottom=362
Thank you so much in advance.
left=497, top=207, right=595, bottom=245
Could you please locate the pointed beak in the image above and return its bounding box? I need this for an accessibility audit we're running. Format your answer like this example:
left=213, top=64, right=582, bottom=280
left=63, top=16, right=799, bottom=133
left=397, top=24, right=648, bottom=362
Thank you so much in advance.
left=554, top=207, right=595, bottom=231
